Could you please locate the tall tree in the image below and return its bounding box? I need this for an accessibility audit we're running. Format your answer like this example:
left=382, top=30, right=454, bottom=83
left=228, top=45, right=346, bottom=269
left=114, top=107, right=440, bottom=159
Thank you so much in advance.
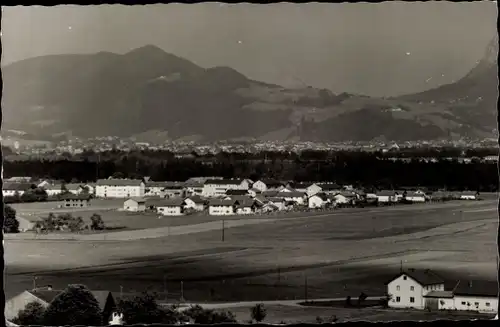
left=42, top=284, right=102, bottom=326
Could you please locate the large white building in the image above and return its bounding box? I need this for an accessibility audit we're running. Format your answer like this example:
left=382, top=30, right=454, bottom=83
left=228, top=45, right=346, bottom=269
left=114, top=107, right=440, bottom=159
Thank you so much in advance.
left=202, top=179, right=250, bottom=198
left=387, top=269, right=445, bottom=310
left=387, top=270, right=498, bottom=314
left=96, top=179, right=145, bottom=198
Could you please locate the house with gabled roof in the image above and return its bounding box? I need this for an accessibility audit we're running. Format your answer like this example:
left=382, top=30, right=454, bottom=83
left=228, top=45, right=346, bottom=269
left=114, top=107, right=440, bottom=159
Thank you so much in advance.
left=2, top=182, right=35, bottom=197
left=184, top=195, right=207, bottom=212
left=277, top=190, right=307, bottom=205
left=208, top=199, right=238, bottom=215
left=150, top=198, right=186, bottom=216
left=308, top=193, right=330, bottom=209
left=376, top=190, right=399, bottom=204
left=235, top=199, right=256, bottom=215
left=386, top=269, right=445, bottom=310
left=123, top=197, right=147, bottom=212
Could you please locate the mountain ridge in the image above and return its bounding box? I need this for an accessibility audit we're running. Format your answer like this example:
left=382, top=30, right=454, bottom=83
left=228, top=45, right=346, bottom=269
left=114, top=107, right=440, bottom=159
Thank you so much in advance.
left=2, top=42, right=497, bottom=142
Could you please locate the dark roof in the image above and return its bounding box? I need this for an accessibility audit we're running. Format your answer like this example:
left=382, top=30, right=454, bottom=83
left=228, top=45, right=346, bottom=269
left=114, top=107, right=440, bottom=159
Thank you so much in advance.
left=30, top=289, right=112, bottom=310
left=387, top=269, right=445, bottom=286
left=405, top=191, right=426, bottom=197
left=376, top=190, right=398, bottom=196
left=204, top=179, right=245, bottom=185
left=318, top=183, right=341, bottom=190
left=460, top=191, right=479, bottom=196
left=288, top=182, right=311, bottom=189
left=424, top=291, right=454, bottom=299
left=260, top=179, right=284, bottom=187
left=262, top=190, right=279, bottom=197
left=149, top=198, right=185, bottom=207
left=146, top=181, right=185, bottom=188
left=97, top=179, right=143, bottom=186
left=335, top=191, right=357, bottom=198
left=453, top=280, right=498, bottom=297
left=236, top=199, right=255, bottom=208
left=3, top=182, right=35, bottom=191
left=186, top=195, right=206, bottom=204
left=267, top=197, right=285, bottom=203
left=209, top=199, right=237, bottom=206
left=61, top=194, right=92, bottom=201
left=226, top=189, right=249, bottom=196
left=311, top=193, right=329, bottom=201
left=126, top=197, right=147, bottom=203
left=278, top=191, right=306, bottom=198
left=64, top=183, right=83, bottom=191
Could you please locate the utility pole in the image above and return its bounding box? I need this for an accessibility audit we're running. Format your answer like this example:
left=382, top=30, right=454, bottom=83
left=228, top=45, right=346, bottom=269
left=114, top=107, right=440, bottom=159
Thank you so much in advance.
left=163, top=274, right=168, bottom=301
left=32, top=276, right=37, bottom=290
left=222, top=220, right=225, bottom=242
left=304, top=273, right=308, bottom=303
left=180, top=281, right=185, bottom=302
left=120, top=286, right=123, bottom=299
left=400, top=260, right=403, bottom=273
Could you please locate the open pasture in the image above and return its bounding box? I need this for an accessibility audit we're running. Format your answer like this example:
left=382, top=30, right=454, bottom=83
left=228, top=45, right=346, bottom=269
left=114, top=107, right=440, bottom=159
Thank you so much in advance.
left=5, top=198, right=498, bottom=303
left=224, top=304, right=492, bottom=323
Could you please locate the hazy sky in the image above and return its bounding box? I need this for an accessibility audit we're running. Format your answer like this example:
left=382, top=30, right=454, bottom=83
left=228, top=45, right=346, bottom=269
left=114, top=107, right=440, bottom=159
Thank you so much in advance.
left=2, top=2, right=497, bottom=97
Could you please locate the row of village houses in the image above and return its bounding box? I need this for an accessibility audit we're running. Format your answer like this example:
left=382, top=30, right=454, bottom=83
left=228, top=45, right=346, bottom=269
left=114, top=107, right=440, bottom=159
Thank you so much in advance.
left=3, top=176, right=480, bottom=203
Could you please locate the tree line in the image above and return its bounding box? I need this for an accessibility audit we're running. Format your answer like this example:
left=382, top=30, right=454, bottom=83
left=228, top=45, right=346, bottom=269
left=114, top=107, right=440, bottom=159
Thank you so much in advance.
left=12, top=284, right=270, bottom=326
left=3, top=149, right=497, bottom=191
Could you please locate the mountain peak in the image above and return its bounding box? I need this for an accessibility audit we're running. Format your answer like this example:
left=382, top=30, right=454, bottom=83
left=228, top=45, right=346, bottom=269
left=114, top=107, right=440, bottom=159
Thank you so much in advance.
left=126, top=44, right=166, bottom=56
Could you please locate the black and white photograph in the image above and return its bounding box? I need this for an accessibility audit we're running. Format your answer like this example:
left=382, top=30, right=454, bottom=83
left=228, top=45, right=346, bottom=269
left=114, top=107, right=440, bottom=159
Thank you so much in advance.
left=1, top=2, right=499, bottom=325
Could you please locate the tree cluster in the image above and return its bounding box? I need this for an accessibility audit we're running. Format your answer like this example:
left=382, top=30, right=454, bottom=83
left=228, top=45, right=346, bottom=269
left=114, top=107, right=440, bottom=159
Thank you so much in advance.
left=12, top=286, right=252, bottom=326
left=4, top=205, right=20, bottom=233
left=35, top=213, right=105, bottom=233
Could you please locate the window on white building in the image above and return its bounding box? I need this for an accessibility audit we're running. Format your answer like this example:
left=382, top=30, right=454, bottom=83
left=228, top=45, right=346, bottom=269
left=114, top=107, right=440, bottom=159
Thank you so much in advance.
left=461, top=301, right=466, bottom=305
left=410, top=286, right=414, bottom=291
left=396, top=285, right=400, bottom=291
left=410, top=297, right=415, bottom=303
left=486, top=302, right=490, bottom=307
left=403, top=276, right=407, bottom=280
left=396, top=296, right=400, bottom=302
left=474, top=302, right=479, bottom=306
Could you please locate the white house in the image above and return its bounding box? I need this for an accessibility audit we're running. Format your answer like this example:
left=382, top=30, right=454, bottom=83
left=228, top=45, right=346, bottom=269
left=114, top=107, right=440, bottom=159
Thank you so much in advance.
left=333, top=192, right=357, bottom=206
left=145, top=181, right=170, bottom=196
left=65, top=183, right=85, bottom=195
left=123, top=197, right=147, bottom=212
left=386, top=269, right=445, bottom=310
left=2, top=182, right=33, bottom=197
left=459, top=191, right=480, bottom=200
left=306, top=183, right=323, bottom=197
left=277, top=191, right=307, bottom=205
left=267, top=197, right=286, bottom=211
left=96, top=179, right=145, bottom=198
left=308, top=193, right=330, bottom=209
left=208, top=199, right=237, bottom=215
left=376, top=190, right=399, bottom=204
left=202, top=179, right=250, bottom=198
left=184, top=195, right=207, bottom=212
left=252, top=179, right=284, bottom=192
left=154, top=199, right=186, bottom=216
left=44, top=184, right=64, bottom=196
left=235, top=199, right=255, bottom=215
left=404, top=191, right=427, bottom=203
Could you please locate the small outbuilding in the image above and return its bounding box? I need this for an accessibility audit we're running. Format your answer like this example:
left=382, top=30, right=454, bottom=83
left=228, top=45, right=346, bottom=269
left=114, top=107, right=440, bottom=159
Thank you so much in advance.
left=123, top=197, right=147, bottom=212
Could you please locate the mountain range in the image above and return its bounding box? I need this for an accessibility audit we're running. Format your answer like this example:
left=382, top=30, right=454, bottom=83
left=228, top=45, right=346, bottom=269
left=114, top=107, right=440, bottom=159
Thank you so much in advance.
left=2, top=37, right=498, bottom=143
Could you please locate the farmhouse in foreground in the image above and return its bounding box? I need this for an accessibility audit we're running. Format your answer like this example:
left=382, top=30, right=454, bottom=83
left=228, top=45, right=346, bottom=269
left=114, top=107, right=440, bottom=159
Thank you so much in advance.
left=386, top=269, right=498, bottom=314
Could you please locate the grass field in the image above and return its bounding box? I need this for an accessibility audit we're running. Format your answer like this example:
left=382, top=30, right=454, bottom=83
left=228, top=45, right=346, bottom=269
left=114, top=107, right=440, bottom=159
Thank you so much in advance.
left=4, top=197, right=498, bottom=320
